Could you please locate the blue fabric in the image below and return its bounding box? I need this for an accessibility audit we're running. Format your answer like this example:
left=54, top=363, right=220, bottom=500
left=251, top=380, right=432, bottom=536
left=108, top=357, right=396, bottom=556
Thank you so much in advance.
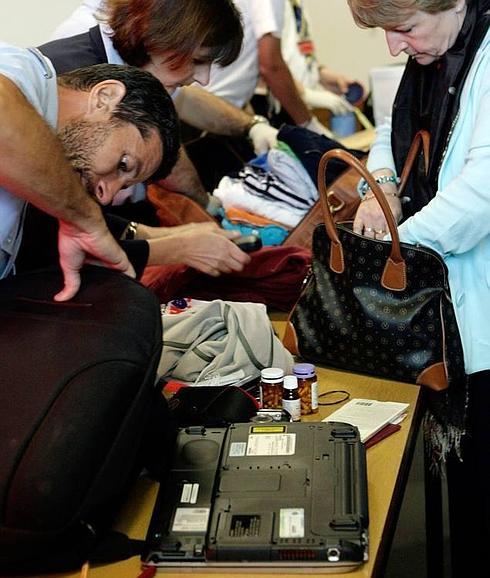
left=247, top=152, right=270, bottom=171
left=221, top=217, right=289, bottom=246
left=277, top=124, right=364, bottom=186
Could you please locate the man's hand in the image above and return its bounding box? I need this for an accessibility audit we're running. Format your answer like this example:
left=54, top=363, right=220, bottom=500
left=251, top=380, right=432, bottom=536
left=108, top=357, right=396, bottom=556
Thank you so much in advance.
left=147, top=228, right=251, bottom=276
left=54, top=220, right=135, bottom=302
left=248, top=123, right=278, bottom=155
left=136, top=221, right=221, bottom=240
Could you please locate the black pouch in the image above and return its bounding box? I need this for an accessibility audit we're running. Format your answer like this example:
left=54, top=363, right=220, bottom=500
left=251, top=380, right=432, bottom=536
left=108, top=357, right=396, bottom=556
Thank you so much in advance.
left=167, top=384, right=260, bottom=427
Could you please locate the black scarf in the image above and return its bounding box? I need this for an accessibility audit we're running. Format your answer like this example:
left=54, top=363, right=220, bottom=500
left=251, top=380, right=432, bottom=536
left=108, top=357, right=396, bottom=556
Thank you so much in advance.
left=391, top=0, right=490, bottom=219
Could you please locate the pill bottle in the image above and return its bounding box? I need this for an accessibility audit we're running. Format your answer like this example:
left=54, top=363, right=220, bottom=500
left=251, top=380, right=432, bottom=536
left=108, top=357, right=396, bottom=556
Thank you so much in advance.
left=293, top=363, right=318, bottom=415
left=259, top=367, right=284, bottom=409
left=282, top=375, right=301, bottom=422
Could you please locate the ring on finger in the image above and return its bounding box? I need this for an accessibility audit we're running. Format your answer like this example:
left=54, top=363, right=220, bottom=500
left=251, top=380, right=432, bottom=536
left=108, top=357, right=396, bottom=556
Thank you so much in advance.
left=375, top=229, right=386, bottom=235
left=364, top=227, right=374, bottom=233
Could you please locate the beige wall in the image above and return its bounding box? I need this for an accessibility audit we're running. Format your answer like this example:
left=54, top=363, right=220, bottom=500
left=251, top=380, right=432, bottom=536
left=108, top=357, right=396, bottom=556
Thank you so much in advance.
left=0, top=0, right=81, bottom=47
left=303, top=0, right=406, bottom=87
left=0, top=0, right=405, bottom=87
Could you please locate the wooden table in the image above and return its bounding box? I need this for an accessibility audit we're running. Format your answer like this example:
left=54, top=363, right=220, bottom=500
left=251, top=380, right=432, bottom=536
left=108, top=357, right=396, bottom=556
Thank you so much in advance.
left=39, top=365, right=421, bottom=578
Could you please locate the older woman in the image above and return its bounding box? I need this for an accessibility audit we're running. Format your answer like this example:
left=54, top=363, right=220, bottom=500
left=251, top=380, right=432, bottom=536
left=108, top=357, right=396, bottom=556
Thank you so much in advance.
left=347, top=0, right=490, bottom=572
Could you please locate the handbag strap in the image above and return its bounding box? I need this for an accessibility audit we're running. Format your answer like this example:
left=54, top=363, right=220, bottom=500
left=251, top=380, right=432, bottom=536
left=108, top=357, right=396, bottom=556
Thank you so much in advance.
left=398, top=129, right=430, bottom=197
left=317, top=130, right=430, bottom=292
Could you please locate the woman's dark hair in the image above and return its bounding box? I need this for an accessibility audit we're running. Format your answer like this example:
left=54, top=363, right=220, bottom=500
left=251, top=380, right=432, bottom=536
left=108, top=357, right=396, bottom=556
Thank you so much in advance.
left=104, top=0, right=243, bottom=69
left=58, top=63, right=181, bottom=181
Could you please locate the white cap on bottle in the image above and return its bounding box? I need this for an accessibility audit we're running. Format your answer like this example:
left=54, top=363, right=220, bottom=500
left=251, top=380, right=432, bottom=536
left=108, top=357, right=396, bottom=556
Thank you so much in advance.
left=283, top=375, right=298, bottom=389
left=260, top=367, right=284, bottom=381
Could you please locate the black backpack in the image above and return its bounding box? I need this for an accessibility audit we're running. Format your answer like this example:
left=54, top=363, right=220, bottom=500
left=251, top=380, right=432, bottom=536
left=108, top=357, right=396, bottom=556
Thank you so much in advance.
left=0, top=267, right=176, bottom=573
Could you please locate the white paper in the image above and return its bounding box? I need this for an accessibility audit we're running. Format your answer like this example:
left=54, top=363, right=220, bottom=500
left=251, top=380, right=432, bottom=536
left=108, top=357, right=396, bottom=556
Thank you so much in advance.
left=322, top=398, right=409, bottom=442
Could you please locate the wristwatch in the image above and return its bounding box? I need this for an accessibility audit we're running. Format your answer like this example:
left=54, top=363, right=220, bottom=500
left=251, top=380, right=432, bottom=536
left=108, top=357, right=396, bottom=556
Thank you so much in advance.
left=358, top=174, right=399, bottom=199
left=121, top=221, right=138, bottom=240
left=246, top=114, right=270, bottom=136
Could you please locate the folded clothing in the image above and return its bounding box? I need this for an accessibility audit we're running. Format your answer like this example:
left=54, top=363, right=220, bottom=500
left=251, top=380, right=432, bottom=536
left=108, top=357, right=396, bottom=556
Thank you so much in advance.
left=221, top=216, right=289, bottom=246
left=215, top=176, right=306, bottom=228
left=225, top=206, right=290, bottom=228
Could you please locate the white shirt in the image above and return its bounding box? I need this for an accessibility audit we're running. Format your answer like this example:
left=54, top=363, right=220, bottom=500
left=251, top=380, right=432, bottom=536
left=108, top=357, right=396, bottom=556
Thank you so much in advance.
left=0, top=45, right=58, bottom=279
left=205, top=0, right=286, bottom=108
left=50, top=0, right=102, bottom=40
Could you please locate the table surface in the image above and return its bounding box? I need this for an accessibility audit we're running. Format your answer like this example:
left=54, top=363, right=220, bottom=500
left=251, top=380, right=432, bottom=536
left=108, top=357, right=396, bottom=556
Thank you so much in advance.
left=36, top=360, right=421, bottom=578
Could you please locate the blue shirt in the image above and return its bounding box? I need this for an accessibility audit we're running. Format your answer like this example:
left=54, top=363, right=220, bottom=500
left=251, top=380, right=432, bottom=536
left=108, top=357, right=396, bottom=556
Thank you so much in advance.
left=0, top=45, right=57, bottom=278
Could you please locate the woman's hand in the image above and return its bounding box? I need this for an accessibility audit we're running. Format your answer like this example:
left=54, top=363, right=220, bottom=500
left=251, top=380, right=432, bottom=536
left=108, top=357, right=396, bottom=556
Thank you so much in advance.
left=353, top=189, right=402, bottom=239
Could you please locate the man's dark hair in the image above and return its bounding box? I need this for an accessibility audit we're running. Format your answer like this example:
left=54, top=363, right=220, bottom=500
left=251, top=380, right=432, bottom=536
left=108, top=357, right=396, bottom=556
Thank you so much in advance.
left=104, top=0, right=243, bottom=69
left=58, top=63, right=180, bottom=181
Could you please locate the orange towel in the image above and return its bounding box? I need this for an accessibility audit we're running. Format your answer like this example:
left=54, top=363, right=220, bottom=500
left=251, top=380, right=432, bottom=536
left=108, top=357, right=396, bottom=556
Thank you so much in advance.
left=225, top=207, right=292, bottom=229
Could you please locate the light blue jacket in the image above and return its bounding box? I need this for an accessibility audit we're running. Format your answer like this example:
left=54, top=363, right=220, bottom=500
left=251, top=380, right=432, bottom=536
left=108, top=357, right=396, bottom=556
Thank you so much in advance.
left=368, top=28, right=490, bottom=374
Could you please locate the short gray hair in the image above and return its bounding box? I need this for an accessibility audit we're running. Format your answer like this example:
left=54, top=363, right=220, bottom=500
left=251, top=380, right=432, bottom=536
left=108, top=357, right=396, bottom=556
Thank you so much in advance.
left=347, top=0, right=464, bottom=28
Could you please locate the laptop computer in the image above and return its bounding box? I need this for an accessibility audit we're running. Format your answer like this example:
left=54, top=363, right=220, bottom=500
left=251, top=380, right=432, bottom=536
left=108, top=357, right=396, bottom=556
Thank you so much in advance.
left=143, top=421, right=368, bottom=572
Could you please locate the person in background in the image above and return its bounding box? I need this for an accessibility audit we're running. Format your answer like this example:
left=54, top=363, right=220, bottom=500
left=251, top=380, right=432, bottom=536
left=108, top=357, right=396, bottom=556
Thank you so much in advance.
left=46, top=0, right=279, bottom=206
left=206, top=0, right=339, bottom=135
left=281, top=0, right=363, bottom=120
left=347, top=0, right=490, bottom=574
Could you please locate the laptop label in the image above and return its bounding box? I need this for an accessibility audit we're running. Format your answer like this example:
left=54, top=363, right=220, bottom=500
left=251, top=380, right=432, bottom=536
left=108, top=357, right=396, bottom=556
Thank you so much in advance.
left=280, top=508, right=305, bottom=538
left=180, top=483, right=199, bottom=504
left=172, top=507, right=210, bottom=532
left=246, top=433, right=296, bottom=456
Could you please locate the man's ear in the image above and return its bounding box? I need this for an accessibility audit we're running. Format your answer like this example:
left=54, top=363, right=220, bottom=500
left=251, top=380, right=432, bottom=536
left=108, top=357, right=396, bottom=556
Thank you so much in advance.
left=86, top=80, right=127, bottom=119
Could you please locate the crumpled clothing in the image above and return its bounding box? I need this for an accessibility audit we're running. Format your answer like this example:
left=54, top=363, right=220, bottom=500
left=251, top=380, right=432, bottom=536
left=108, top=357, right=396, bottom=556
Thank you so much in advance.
left=158, top=299, right=293, bottom=383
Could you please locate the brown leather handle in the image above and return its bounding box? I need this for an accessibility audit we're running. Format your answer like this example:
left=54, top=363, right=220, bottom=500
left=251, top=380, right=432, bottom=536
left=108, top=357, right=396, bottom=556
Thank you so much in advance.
left=317, top=130, right=430, bottom=292
left=398, top=130, right=430, bottom=197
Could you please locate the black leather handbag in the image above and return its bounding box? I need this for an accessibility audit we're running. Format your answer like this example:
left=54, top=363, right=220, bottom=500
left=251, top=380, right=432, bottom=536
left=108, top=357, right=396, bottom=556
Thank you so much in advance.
left=284, top=131, right=465, bottom=391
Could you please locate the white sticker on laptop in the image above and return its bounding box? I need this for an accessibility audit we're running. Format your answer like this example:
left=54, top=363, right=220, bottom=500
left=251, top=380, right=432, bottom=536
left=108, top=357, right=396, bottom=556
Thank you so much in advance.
left=172, top=508, right=210, bottom=532
left=180, top=483, right=199, bottom=504
left=246, top=433, right=296, bottom=456
left=229, top=442, right=247, bottom=457
left=279, top=508, right=305, bottom=538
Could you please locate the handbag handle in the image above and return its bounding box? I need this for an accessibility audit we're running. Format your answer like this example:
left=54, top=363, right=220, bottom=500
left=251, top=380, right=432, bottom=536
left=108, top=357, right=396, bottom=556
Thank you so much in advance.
left=317, top=130, right=430, bottom=292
